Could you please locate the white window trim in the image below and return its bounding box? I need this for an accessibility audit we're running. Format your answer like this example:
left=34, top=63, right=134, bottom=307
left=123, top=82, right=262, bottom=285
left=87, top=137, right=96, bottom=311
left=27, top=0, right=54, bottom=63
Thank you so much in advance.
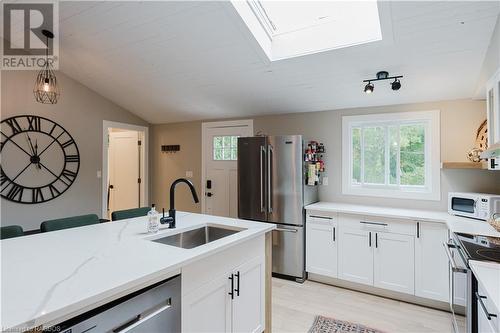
left=342, top=110, right=441, bottom=201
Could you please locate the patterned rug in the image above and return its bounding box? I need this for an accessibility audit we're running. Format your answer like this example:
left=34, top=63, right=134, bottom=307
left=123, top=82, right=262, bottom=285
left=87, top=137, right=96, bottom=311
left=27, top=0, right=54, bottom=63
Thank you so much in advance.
left=309, top=315, right=386, bottom=333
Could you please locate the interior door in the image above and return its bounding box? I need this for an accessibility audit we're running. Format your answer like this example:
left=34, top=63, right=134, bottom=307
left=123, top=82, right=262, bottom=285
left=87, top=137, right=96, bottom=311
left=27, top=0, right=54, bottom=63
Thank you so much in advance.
left=108, top=131, right=140, bottom=215
left=267, top=135, right=303, bottom=225
left=204, top=124, right=253, bottom=218
left=373, top=232, right=415, bottom=294
left=237, top=136, right=267, bottom=222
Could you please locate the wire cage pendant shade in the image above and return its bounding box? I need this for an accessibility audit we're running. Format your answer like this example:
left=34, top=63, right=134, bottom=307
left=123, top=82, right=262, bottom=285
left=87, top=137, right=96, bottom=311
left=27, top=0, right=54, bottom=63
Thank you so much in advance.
left=34, top=66, right=60, bottom=104
left=33, top=30, right=60, bottom=104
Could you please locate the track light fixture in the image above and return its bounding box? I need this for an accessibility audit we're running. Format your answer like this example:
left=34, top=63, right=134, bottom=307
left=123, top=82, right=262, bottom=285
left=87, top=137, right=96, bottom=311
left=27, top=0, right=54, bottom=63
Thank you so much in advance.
left=363, top=71, right=403, bottom=94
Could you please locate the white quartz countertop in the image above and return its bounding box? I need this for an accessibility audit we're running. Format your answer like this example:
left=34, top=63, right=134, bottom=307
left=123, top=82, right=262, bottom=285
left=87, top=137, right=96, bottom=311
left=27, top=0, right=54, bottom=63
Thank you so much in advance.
left=470, top=260, right=500, bottom=314
left=305, top=202, right=500, bottom=237
left=0, top=212, right=275, bottom=331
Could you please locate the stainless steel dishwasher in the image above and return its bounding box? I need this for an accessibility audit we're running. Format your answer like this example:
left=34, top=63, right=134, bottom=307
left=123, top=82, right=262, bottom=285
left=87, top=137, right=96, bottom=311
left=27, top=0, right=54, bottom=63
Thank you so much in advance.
left=47, top=275, right=181, bottom=333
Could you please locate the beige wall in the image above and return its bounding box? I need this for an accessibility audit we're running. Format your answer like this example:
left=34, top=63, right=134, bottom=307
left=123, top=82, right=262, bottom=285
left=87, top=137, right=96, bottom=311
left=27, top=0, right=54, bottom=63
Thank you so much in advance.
left=151, top=122, right=202, bottom=213
left=151, top=99, right=500, bottom=213
left=1, top=70, right=149, bottom=231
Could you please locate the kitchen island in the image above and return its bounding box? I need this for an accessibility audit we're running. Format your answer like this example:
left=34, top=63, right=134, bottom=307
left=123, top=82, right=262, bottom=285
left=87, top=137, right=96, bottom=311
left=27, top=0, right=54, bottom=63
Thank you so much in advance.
left=1, top=212, right=274, bottom=332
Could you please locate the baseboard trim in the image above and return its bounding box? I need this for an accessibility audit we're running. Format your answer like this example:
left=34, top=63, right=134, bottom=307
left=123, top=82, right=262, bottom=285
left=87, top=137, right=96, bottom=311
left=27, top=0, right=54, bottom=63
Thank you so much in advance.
left=308, top=273, right=451, bottom=312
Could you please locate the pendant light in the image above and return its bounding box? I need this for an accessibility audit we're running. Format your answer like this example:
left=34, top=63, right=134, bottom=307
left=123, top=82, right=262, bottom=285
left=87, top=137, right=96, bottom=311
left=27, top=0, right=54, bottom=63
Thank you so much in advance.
left=34, top=30, right=60, bottom=104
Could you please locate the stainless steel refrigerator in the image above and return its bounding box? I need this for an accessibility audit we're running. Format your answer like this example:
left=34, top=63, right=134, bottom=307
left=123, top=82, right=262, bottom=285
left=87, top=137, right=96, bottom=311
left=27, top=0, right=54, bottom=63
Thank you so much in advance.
left=237, top=135, right=318, bottom=282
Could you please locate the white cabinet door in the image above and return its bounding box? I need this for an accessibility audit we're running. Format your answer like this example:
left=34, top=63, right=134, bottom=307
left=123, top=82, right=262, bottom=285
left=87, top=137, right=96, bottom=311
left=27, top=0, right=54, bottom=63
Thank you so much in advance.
left=306, top=220, right=338, bottom=277
left=183, top=273, right=232, bottom=333
left=486, top=69, right=500, bottom=146
left=338, top=228, right=373, bottom=286
left=374, top=232, right=415, bottom=294
left=415, top=222, right=449, bottom=302
left=450, top=246, right=467, bottom=307
left=232, top=256, right=264, bottom=333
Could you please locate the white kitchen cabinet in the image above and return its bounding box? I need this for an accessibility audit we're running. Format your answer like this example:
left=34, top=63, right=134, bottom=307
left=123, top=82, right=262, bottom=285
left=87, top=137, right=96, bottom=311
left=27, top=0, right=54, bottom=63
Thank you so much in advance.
left=374, top=232, right=415, bottom=294
left=477, top=283, right=499, bottom=333
left=306, top=214, right=338, bottom=277
left=415, top=222, right=449, bottom=302
left=183, top=273, right=232, bottom=333
left=232, top=256, right=264, bottom=333
left=486, top=68, right=500, bottom=146
left=338, top=227, right=373, bottom=285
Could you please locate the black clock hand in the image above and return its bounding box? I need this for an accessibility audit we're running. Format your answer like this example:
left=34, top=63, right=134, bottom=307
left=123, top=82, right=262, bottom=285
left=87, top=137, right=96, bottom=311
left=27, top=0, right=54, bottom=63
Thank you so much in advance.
left=1, top=132, right=32, bottom=158
left=37, top=131, right=65, bottom=157
left=25, top=133, right=36, bottom=156
left=35, top=140, right=41, bottom=169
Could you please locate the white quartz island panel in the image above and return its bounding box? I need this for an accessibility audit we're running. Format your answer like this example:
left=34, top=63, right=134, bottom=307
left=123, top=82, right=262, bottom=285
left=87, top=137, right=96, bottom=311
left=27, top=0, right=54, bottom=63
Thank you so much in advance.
left=0, top=212, right=274, bottom=331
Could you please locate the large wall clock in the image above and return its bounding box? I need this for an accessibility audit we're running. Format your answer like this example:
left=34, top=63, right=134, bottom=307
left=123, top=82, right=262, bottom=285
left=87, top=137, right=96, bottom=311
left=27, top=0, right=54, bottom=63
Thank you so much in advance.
left=0, top=115, right=80, bottom=204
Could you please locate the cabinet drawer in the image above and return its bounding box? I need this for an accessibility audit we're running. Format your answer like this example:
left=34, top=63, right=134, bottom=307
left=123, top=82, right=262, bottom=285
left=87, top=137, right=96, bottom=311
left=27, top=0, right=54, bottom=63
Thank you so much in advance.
left=307, top=210, right=337, bottom=225
left=339, top=213, right=416, bottom=236
left=477, top=282, right=499, bottom=333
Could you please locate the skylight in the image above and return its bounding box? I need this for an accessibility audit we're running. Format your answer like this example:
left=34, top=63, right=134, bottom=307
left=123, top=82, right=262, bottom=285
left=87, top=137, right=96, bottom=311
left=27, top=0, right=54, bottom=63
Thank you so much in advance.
left=231, top=0, right=383, bottom=61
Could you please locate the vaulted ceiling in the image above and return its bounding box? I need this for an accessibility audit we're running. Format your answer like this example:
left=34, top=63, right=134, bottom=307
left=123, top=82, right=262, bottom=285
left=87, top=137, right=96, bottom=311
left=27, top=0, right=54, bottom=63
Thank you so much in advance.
left=58, top=1, right=500, bottom=124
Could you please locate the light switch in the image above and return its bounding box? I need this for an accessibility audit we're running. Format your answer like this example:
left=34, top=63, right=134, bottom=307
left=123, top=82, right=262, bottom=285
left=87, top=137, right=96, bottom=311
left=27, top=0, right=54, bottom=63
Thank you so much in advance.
left=97, top=170, right=102, bottom=179
left=186, top=170, right=193, bottom=178
left=322, top=177, right=328, bottom=186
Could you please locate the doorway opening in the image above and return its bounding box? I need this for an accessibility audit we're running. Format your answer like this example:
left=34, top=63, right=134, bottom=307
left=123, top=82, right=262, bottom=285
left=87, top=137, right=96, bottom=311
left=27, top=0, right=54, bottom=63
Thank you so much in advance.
left=102, top=121, right=148, bottom=219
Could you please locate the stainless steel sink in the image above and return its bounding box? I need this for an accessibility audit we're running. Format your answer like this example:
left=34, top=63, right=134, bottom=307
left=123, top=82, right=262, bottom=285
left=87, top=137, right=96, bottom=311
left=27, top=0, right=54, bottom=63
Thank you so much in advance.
left=152, top=225, right=245, bottom=249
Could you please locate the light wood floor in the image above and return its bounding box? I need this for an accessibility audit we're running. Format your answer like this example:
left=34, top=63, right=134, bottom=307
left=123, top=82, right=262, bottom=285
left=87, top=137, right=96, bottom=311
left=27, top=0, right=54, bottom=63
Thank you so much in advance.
left=272, top=278, right=455, bottom=333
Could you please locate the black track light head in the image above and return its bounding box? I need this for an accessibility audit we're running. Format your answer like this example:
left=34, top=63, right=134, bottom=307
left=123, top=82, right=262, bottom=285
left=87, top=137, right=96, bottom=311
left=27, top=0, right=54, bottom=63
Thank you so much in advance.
left=391, top=78, right=401, bottom=91
left=364, top=82, right=374, bottom=94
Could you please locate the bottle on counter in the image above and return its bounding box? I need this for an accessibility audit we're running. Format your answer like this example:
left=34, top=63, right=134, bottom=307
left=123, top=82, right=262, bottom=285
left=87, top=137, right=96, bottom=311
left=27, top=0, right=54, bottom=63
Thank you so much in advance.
left=147, top=204, right=160, bottom=234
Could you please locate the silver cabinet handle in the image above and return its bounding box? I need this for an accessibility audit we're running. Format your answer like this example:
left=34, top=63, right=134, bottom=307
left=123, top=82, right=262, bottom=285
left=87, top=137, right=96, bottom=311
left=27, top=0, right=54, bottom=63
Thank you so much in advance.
left=443, top=242, right=468, bottom=273
left=332, top=227, right=336, bottom=242
left=476, top=292, right=497, bottom=320
left=112, top=299, right=172, bottom=332
left=310, top=215, right=333, bottom=220
left=360, top=221, right=388, bottom=226
left=275, top=228, right=297, bottom=233
left=267, top=145, right=273, bottom=213
left=260, top=146, right=266, bottom=213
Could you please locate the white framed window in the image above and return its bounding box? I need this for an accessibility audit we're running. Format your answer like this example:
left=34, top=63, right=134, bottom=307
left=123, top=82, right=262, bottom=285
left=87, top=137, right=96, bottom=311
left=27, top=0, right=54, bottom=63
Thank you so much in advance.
left=342, top=110, right=440, bottom=201
left=213, top=135, right=239, bottom=161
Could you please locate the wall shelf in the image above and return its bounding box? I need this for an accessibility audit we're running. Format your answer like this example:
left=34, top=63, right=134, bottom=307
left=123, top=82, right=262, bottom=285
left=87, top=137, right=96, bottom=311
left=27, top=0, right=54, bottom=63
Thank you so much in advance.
left=441, top=161, right=488, bottom=170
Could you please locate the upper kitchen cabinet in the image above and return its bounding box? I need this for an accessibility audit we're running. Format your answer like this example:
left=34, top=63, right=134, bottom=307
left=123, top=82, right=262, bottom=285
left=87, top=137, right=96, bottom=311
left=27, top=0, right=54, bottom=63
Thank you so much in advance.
left=483, top=68, right=500, bottom=169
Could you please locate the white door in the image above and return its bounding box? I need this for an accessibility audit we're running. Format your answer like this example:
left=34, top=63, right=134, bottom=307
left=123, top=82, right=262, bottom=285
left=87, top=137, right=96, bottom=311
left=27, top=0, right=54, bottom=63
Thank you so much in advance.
left=202, top=121, right=253, bottom=218
left=415, top=222, right=450, bottom=302
left=108, top=131, right=140, bottom=215
left=306, top=218, right=338, bottom=277
left=373, top=232, right=415, bottom=294
left=232, top=256, right=265, bottom=333
left=338, top=227, right=373, bottom=285
left=183, top=272, right=232, bottom=333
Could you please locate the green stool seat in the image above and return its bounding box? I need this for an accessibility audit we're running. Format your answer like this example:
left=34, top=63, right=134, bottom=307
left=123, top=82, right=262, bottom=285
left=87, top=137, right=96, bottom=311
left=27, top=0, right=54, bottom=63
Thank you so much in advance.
left=41, top=214, right=100, bottom=232
left=111, top=207, right=150, bottom=221
left=1, top=225, right=24, bottom=239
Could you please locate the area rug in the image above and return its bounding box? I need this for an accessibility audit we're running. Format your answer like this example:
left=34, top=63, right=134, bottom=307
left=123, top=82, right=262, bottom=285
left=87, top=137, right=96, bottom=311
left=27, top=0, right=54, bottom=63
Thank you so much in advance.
left=308, top=315, right=386, bottom=333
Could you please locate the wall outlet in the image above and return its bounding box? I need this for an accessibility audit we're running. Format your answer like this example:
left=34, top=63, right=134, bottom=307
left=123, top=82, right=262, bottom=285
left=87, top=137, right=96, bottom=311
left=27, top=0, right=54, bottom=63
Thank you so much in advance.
left=322, top=177, right=328, bottom=186
left=186, top=170, right=193, bottom=178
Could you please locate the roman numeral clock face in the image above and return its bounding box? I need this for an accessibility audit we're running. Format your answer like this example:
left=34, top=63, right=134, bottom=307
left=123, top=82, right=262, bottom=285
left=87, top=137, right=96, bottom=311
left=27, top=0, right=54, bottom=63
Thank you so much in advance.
left=1, top=115, right=80, bottom=204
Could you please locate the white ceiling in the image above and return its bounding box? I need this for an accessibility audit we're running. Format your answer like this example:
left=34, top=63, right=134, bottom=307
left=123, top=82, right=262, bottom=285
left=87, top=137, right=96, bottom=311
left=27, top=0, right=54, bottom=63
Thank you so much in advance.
left=58, top=1, right=500, bottom=124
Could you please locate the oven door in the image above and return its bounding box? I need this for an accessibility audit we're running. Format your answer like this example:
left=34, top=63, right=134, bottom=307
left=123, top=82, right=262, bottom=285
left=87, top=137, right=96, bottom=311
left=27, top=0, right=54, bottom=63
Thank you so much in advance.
left=444, top=240, right=470, bottom=333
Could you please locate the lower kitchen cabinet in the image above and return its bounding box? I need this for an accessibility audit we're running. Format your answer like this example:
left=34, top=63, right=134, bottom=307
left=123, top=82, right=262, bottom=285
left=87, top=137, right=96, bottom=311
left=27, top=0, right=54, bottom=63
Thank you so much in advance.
left=477, top=283, right=499, bottom=333
left=374, top=232, right=414, bottom=294
left=306, top=214, right=338, bottom=277
left=338, top=228, right=374, bottom=286
left=415, top=222, right=449, bottom=302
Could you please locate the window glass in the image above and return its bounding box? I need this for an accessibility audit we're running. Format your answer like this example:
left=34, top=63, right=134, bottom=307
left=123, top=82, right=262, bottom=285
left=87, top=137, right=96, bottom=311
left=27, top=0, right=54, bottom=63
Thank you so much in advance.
left=352, top=127, right=361, bottom=183
left=400, top=124, right=425, bottom=186
left=213, top=135, right=239, bottom=161
left=363, top=126, right=385, bottom=184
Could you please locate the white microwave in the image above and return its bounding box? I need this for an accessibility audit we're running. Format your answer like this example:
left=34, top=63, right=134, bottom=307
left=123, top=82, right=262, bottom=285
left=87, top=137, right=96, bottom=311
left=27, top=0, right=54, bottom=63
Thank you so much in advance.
left=448, top=192, right=500, bottom=220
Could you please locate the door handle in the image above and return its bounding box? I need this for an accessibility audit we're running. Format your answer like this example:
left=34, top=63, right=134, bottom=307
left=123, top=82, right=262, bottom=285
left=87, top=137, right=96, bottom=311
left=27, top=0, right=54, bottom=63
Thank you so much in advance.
left=310, top=215, right=332, bottom=220
left=369, top=232, right=372, bottom=247
left=416, top=222, right=420, bottom=238
left=275, top=228, right=298, bottom=233
left=112, top=298, right=172, bottom=332
left=228, top=274, right=234, bottom=299
left=360, top=221, right=388, bottom=226
left=267, top=145, right=273, bottom=213
left=206, top=192, right=213, bottom=197
left=476, top=292, right=497, bottom=320
left=375, top=233, right=378, bottom=248
left=443, top=242, right=468, bottom=273
left=260, top=146, right=266, bottom=213
left=235, top=271, right=240, bottom=297
left=332, top=227, right=336, bottom=242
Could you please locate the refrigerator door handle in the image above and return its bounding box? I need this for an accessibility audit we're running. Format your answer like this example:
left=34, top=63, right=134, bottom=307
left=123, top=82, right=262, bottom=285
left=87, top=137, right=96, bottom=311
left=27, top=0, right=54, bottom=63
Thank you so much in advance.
left=260, top=146, right=266, bottom=213
left=267, top=144, right=273, bottom=213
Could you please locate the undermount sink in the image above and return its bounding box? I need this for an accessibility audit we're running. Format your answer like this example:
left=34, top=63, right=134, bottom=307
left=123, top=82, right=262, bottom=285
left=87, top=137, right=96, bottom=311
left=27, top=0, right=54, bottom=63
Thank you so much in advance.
left=152, top=225, right=245, bottom=249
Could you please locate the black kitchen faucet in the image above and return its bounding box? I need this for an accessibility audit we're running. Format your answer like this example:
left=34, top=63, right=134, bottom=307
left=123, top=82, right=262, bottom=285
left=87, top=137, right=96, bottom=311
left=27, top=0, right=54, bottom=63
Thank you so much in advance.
left=160, top=178, right=199, bottom=228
